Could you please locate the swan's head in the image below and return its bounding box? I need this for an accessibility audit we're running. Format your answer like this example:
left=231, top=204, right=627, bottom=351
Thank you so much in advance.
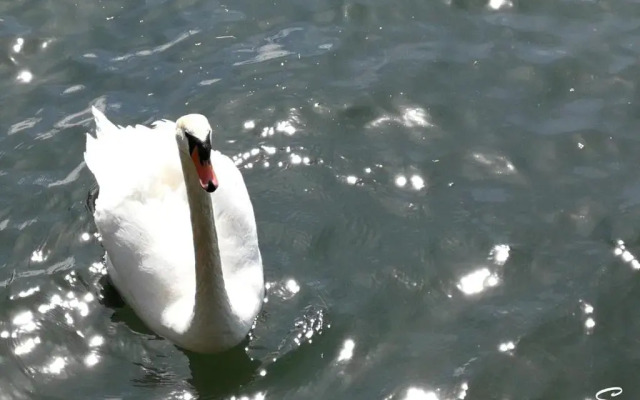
left=175, top=114, right=218, bottom=193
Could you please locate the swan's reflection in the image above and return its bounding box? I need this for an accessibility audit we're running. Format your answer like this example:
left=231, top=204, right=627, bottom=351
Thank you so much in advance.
left=184, top=342, right=260, bottom=399
left=100, top=273, right=327, bottom=398
left=105, top=291, right=262, bottom=398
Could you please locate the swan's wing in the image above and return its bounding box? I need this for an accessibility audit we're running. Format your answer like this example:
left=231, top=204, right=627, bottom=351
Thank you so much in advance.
left=84, top=107, right=182, bottom=210
left=96, top=189, right=195, bottom=331
left=84, top=108, right=195, bottom=331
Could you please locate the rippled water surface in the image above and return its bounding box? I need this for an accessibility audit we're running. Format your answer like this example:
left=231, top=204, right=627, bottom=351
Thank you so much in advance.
left=3, top=0, right=640, bottom=399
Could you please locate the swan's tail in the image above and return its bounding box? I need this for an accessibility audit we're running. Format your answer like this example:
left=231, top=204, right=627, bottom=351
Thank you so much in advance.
left=84, top=107, right=117, bottom=180
left=84, top=107, right=180, bottom=211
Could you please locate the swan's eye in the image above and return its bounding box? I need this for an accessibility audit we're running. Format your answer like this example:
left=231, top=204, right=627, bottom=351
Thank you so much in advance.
left=185, top=132, right=198, bottom=155
left=197, top=140, right=211, bottom=163
left=184, top=131, right=211, bottom=164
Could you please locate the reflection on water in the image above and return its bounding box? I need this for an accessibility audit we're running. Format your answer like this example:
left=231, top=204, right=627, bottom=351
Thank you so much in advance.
left=497, top=340, right=515, bottom=353
left=456, top=244, right=509, bottom=296
left=402, top=387, right=438, bottom=400
left=16, top=70, right=33, bottom=84
left=457, top=267, right=499, bottom=296
left=487, top=0, right=513, bottom=11
left=366, top=106, right=433, bottom=129
left=336, top=338, right=355, bottom=362
left=394, top=174, right=425, bottom=191
left=613, top=239, right=640, bottom=270
left=3, top=278, right=103, bottom=379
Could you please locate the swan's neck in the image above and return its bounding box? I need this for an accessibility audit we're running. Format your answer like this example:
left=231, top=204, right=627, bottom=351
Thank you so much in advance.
left=178, top=150, right=237, bottom=338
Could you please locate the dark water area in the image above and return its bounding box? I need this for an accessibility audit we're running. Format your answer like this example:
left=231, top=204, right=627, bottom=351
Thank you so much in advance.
left=2, top=0, right=640, bottom=399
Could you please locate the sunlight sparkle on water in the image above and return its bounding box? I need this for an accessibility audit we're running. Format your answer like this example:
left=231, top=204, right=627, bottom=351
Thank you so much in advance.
left=337, top=338, right=355, bottom=362
left=262, top=145, right=276, bottom=155
left=401, top=107, right=432, bottom=128
left=488, top=0, right=513, bottom=10
left=367, top=106, right=432, bottom=128
left=490, top=244, right=510, bottom=265
left=243, top=120, right=255, bottom=130
left=84, top=352, right=100, bottom=367
left=89, top=262, right=107, bottom=275
left=410, top=175, right=425, bottom=190
left=230, top=393, right=265, bottom=400
left=31, top=249, right=46, bottom=262
left=11, top=286, right=40, bottom=299
left=260, top=127, right=275, bottom=137
left=403, top=387, right=439, bottom=400
left=37, top=291, right=93, bottom=319
left=44, top=357, right=66, bottom=374
left=613, top=239, right=640, bottom=269
left=17, top=70, right=33, bottom=83
left=13, top=37, right=24, bottom=53
left=457, top=268, right=499, bottom=295
left=581, top=301, right=594, bottom=315
left=14, top=337, right=41, bottom=355
left=286, top=279, right=300, bottom=295
left=585, top=317, right=595, bottom=330
left=458, top=382, right=469, bottom=399
left=276, top=120, right=296, bottom=135
left=471, top=152, right=516, bottom=175
left=13, top=311, right=36, bottom=331
left=498, top=341, right=515, bottom=353
left=395, top=175, right=407, bottom=188
left=89, top=335, right=104, bottom=347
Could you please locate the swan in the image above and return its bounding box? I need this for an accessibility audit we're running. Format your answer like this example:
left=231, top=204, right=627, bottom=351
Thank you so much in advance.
left=84, top=107, right=264, bottom=353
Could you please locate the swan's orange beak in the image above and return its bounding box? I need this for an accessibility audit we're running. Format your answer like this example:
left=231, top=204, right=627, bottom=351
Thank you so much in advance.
left=191, top=149, right=218, bottom=193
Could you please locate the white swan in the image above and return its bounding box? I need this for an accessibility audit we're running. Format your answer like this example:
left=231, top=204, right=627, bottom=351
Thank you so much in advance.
left=84, top=107, right=264, bottom=353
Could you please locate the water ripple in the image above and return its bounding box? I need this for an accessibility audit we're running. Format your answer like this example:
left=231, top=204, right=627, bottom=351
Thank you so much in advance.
left=112, top=29, right=200, bottom=62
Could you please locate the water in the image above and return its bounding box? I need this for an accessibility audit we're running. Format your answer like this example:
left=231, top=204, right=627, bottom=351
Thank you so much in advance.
left=1, top=0, right=640, bottom=399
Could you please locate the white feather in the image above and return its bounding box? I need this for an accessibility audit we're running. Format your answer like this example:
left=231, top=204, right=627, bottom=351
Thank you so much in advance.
left=84, top=107, right=264, bottom=352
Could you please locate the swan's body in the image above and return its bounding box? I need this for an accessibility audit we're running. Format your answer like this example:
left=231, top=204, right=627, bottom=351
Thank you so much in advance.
left=84, top=107, right=264, bottom=353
